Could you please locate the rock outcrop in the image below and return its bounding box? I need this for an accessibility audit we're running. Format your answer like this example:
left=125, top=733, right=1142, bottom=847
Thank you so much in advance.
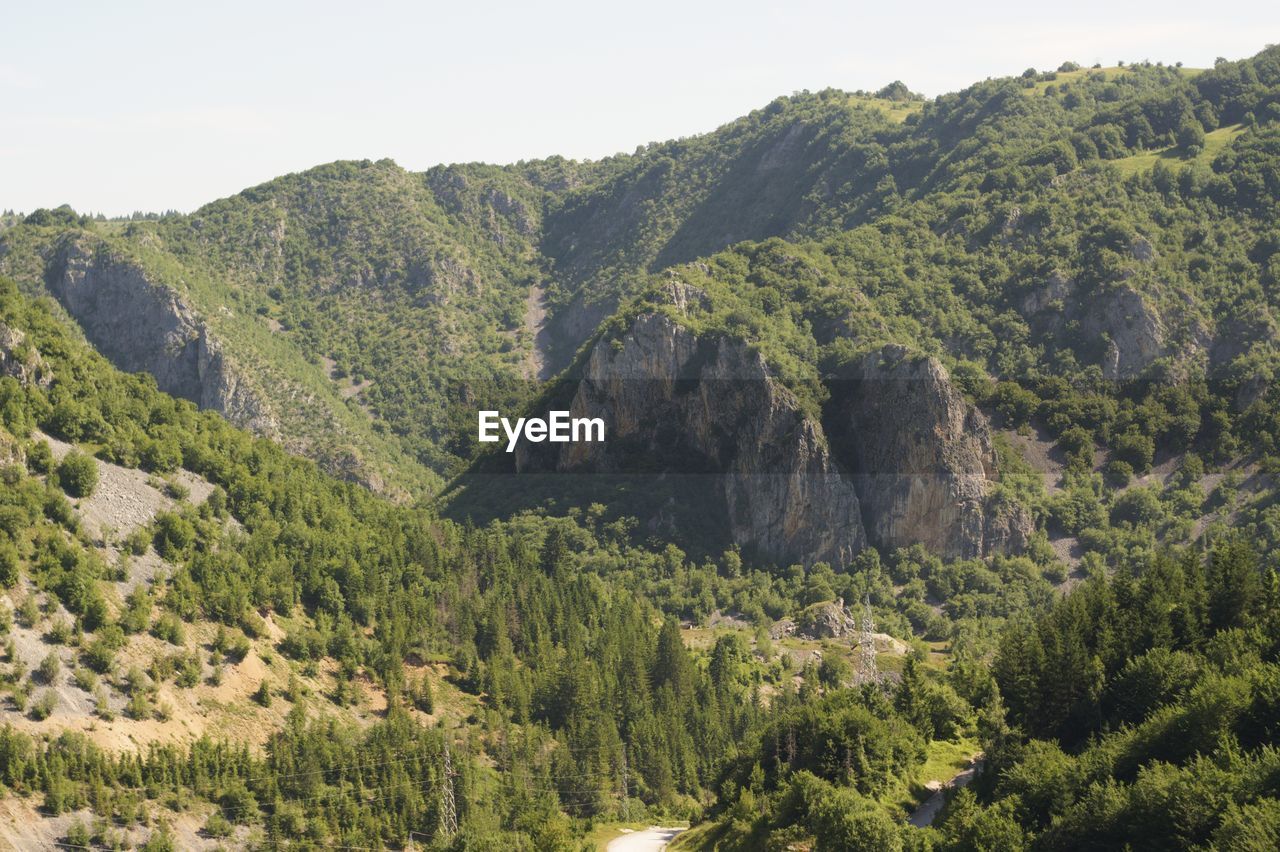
left=832, top=345, right=1016, bottom=560
left=1087, top=286, right=1167, bottom=381
left=0, top=322, right=50, bottom=387
left=46, top=238, right=279, bottom=440
left=521, top=312, right=867, bottom=566
left=0, top=426, right=21, bottom=468
left=1019, top=273, right=1168, bottom=381
left=797, top=599, right=857, bottom=639
left=521, top=307, right=1031, bottom=565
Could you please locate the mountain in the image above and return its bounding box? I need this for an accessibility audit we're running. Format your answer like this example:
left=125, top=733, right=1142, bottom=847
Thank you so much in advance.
left=3, top=44, right=1280, bottom=849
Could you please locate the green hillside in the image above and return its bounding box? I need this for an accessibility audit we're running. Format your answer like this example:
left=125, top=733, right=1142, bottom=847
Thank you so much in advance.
left=6, top=54, right=1278, bottom=498
left=2, top=43, right=1280, bottom=850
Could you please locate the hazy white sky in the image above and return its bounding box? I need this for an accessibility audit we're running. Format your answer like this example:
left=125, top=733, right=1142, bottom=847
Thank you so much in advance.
left=2, top=1, right=1275, bottom=215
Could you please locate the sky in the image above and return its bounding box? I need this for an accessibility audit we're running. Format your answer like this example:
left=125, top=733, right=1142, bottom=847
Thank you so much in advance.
left=2, top=1, right=1276, bottom=216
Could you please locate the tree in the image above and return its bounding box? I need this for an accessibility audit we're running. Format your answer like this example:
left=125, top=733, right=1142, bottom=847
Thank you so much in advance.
left=0, top=539, right=18, bottom=587
left=1177, top=119, right=1206, bottom=156
left=56, top=451, right=97, bottom=498
left=818, top=655, right=853, bottom=689
left=37, top=652, right=61, bottom=683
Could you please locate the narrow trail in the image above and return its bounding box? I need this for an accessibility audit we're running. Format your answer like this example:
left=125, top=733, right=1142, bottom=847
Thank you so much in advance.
left=606, top=827, right=685, bottom=852
left=908, top=755, right=984, bottom=828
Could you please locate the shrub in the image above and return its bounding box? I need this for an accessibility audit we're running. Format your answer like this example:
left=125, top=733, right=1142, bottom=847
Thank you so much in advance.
left=410, top=673, right=434, bottom=713
left=1178, top=120, right=1206, bottom=155
left=240, top=610, right=266, bottom=639
left=152, top=512, right=194, bottom=560
left=141, top=437, right=182, bottom=473
left=17, top=595, right=39, bottom=627
left=176, top=656, right=201, bottom=688
left=29, top=689, right=56, bottom=720
left=73, top=667, right=98, bottom=692
left=1042, top=562, right=1070, bottom=584
left=45, top=618, right=72, bottom=645
left=1103, top=460, right=1133, bottom=488
left=121, top=586, right=152, bottom=634
left=94, top=687, right=114, bottom=720
left=139, top=821, right=176, bottom=852
left=66, top=820, right=90, bottom=847
left=37, top=652, right=61, bottom=684
left=123, top=527, right=151, bottom=556
left=1112, top=487, right=1164, bottom=526
left=163, top=479, right=189, bottom=501
left=203, top=812, right=233, bottom=839
left=1113, top=429, right=1155, bottom=473
left=56, top=451, right=98, bottom=498
left=226, top=634, right=251, bottom=662
left=152, top=613, right=185, bottom=646
left=818, top=655, right=853, bottom=688
left=25, top=440, right=53, bottom=474
left=83, top=625, right=125, bottom=673
left=125, top=689, right=152, bottom=720
left=0, top=539, right=18, bottom=588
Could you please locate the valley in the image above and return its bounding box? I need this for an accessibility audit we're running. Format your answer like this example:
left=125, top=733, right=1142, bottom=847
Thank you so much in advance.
left=0, top=42, right=1280, bottom=851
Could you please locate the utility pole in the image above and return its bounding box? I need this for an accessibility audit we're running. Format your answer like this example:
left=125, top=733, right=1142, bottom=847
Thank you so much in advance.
left=440, top=737, right=458, bottom=839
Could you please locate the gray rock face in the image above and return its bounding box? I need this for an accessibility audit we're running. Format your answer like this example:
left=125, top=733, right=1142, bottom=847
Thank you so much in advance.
left=834, top=345, right=1011, bottom=560
left=47, top=238, right=279, bottom=439
left=0, top=321, right=51, bottom=387
left=1018, top=269, right=1073, bottom=316
left=1087, top=287, right=1167, bottom=381
left=797, top=599, right=856, bottom=639
left=1019, top=273, right=1168, bottom=381
left=527, top=309, right=1030, bottom=565
left=530, top=312, right=867, bottom=566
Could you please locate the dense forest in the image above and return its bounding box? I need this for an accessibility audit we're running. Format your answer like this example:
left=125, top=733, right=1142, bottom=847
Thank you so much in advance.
left=1, top=43, right=1280, bottom=851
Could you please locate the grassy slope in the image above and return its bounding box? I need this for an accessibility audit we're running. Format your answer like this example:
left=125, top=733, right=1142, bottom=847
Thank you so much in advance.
left=1112, top=123, right=1245, bottom=174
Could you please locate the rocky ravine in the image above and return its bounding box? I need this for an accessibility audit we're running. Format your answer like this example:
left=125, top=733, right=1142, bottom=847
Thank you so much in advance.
left=519, top=309, right=1031, bottom=565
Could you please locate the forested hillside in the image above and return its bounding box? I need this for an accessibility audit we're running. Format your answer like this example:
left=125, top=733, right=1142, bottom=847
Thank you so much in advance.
left=5, top=51, right=1280, bottom=503
left=1, top=43, right=1280, bottom=851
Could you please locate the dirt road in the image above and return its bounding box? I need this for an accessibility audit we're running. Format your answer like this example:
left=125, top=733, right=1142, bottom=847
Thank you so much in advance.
left=909, top=755, right=984, bottom=828
left=606, top=827, right=685, bottom=852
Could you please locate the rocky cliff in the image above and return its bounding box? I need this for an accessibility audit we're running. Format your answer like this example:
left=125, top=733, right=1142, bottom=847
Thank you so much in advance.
left=45, top=236, right=279, bottom=440
left=520, top=311, right=868, bottom=566
left=520, top=306, right=1031, bottom=565
left=830, top=345, right=1030, bottom=559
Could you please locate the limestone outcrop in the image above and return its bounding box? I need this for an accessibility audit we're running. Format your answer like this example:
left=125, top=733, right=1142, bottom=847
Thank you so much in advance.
left=0, top=322, right=50, bottom=387
left=523, top=309, right=1031, bottom=565
left=833, top=345, right=1019, bottom=559
left=46, top=237, right=279, bottom=440
left=520, top=312, right=867, bottom=566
